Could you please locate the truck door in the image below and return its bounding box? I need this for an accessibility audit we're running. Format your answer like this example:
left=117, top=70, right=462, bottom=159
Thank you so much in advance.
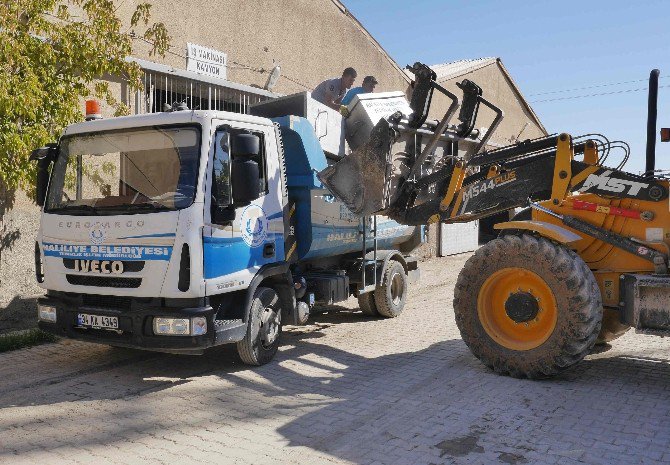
left=203, top=122, right=285, bottom=295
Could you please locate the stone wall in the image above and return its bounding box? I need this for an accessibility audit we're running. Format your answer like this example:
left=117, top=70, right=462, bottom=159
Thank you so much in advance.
left=116, top=0, right=410, bottom=97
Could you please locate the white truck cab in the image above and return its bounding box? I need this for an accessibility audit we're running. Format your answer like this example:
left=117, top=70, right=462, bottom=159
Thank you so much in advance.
left=32, top=101, right=422, bottom=365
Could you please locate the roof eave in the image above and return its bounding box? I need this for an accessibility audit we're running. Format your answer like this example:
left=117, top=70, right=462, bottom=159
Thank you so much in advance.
left=433, top=58, right=497, bottom=83
left=495, top=59, right=548, bottom=135
left=329, top=0, right=411, bottom=85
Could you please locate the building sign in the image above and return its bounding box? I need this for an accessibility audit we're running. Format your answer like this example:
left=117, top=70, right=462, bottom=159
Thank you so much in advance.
left=186, top=43, right=227, bottom=80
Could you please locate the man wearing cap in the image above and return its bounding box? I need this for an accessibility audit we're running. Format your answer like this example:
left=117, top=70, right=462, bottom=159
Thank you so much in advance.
left=312, top=67, right=357, bottom=110
left=341, top=75, right=378, bottom=106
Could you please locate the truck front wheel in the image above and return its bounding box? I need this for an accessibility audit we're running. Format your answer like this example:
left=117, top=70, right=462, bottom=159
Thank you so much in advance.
left=237, top=286, right=282, bottom=366
left=374, top=261, right=407, bottom=318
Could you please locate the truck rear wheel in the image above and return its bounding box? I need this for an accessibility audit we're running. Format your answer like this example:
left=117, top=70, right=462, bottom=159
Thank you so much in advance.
left=374, top=261, right=407, bottom=318
left=237, top=286, right=282, bottom=366
left=454, top=234, right=602, bottom=378
left=357, top=292, right=379, bottom=316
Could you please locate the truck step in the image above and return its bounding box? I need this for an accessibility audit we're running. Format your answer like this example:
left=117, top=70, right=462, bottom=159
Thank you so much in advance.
left=214, top=318, right=244, bottom=328
left=213, top=319, right=247, bottom=344
left=359, top=284, right=377, bottom=293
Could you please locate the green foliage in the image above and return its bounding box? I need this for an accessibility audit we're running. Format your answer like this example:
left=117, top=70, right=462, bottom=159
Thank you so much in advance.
left=0, top=328, right=58, bottom=353
left=0, top=0, right=170, bottom=198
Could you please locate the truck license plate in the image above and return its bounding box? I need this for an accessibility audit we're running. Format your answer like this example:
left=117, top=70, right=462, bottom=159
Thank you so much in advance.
left=77, top=313, right=118, bottom=329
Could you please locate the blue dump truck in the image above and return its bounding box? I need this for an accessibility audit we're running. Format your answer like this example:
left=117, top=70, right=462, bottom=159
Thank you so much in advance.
left=30, top=90, right=424, bottom=365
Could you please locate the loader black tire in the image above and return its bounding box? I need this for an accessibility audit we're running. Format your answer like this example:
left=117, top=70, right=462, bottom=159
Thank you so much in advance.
left=357, top=292, right=379, bottom=316
left=237, top=287, right=282, bottom=366
left=454, top=234, right=602, bottom=379
left=374, top=261, right=407, bottom=318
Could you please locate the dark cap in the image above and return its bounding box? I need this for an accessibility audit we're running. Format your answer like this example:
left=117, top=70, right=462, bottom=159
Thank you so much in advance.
left=363, top=76, right=378, bottom=85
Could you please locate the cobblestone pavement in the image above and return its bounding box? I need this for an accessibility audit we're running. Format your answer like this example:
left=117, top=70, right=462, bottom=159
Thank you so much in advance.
left=1, top=255, right=669, bottom=465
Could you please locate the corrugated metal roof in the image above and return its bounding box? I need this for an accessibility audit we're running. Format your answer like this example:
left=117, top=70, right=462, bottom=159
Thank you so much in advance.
left=430, top=58, right=497, bottom=82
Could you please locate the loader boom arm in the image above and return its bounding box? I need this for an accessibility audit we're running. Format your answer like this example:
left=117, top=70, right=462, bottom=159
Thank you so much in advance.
left=387, top=133, right=668, bottom=226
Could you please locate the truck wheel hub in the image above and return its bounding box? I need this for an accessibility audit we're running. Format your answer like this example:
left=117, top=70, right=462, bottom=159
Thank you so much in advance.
left=260, top=307, right=280, bottom=347
left=505, top=292, right=540, bottom=323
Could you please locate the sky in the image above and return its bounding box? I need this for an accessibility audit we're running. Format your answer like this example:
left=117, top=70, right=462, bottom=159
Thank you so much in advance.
left=344, top=0, right=670, bottom=174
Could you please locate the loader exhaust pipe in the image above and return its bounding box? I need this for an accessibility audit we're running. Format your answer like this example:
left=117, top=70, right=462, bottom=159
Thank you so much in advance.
left=645, top=69, right=660, bottom=178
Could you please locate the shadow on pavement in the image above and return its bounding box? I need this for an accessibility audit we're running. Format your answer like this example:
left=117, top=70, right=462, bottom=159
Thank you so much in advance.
left=1, top=321, right=669, bottom=465
left=0, top=295, right=38, bottom=334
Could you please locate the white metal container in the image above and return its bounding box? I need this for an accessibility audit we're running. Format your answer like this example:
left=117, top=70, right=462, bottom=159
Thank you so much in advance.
left=439, top=221, right=479, bottom=256
left=250, top=92, right=347, bottom=157
left=344, top=91, right=412, bottom=150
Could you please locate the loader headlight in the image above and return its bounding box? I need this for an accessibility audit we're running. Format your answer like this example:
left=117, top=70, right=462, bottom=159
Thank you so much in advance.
left=152, top=317, right=207, bottom=336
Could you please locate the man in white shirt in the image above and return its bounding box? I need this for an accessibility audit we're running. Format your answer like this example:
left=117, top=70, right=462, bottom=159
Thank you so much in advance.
left=312, top=67, right=357, bottom=110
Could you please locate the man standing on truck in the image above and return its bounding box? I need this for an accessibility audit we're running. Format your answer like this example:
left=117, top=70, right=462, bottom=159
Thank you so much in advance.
left=341, top=75, right=378, bottom=106
left=312, top=67, right=357, bottom=110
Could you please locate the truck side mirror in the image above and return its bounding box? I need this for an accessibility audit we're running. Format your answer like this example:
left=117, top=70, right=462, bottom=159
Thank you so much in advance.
left=231, top=158, right=260, bottom=207
left=30, top=144, right=57, bottom=207
left=231, top=133, right=260, bottom=158
left=212, top=205, right=236, bottom=224
left=35, top=159, right=51, bottom=207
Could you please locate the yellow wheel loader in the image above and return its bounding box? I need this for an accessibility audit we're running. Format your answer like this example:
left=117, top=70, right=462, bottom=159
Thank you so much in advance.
left=320, top=65, right=670, bottom=378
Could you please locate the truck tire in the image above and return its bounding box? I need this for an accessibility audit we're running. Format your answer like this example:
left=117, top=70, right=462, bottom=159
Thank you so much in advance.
left=237, top=286, right=282, bottom=366
left=374, top=261, right=407, bottom=318
left=454, top=234, right=602, bottom=379
left=357, top=292, right=379, bottom=316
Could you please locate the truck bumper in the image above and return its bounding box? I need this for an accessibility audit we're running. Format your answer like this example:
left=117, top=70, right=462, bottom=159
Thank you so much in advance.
left=37, top=292, right=246, bottom=354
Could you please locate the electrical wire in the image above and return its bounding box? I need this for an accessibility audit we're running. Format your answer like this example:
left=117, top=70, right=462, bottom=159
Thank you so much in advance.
left=531, top=85, right=670, bottom=103
left=528, top=75, right=667, bottom=97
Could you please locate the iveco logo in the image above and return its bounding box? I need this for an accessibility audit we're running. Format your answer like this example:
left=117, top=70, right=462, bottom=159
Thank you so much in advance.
left=89, top=227, right=106, bottom=245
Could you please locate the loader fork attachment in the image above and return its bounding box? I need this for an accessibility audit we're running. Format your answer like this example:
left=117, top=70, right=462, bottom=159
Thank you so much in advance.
left=406, top=62, right=437, bottom=129
left=317, top=118, right=393, bottom=215
left=455, top=79, right=483, bottom=138
left=317, top=61, right=504, bottom=218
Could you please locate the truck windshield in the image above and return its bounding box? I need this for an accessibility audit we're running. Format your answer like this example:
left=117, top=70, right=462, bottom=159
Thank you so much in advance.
left=45, top=125, right=201, bottom=215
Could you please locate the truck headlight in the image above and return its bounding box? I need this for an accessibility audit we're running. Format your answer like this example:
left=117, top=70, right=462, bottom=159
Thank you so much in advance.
left=191, top=317, right=207, bottom=336
left=38, top=304, right=57, bottom=323
left=153, top=317, right=207, bottom=336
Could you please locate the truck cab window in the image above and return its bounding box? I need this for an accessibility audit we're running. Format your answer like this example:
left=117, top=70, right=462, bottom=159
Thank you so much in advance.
left=253, top=132, right=268, bottom=194
left=211, top=130, right=232, bottom=214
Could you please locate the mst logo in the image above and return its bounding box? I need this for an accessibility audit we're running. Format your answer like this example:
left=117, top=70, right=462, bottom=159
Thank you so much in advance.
left=581, top=170, right=649, bottom=196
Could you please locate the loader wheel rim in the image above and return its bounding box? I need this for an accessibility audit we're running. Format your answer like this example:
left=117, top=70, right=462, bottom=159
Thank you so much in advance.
left=478, top=267, right=558, bottom=351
